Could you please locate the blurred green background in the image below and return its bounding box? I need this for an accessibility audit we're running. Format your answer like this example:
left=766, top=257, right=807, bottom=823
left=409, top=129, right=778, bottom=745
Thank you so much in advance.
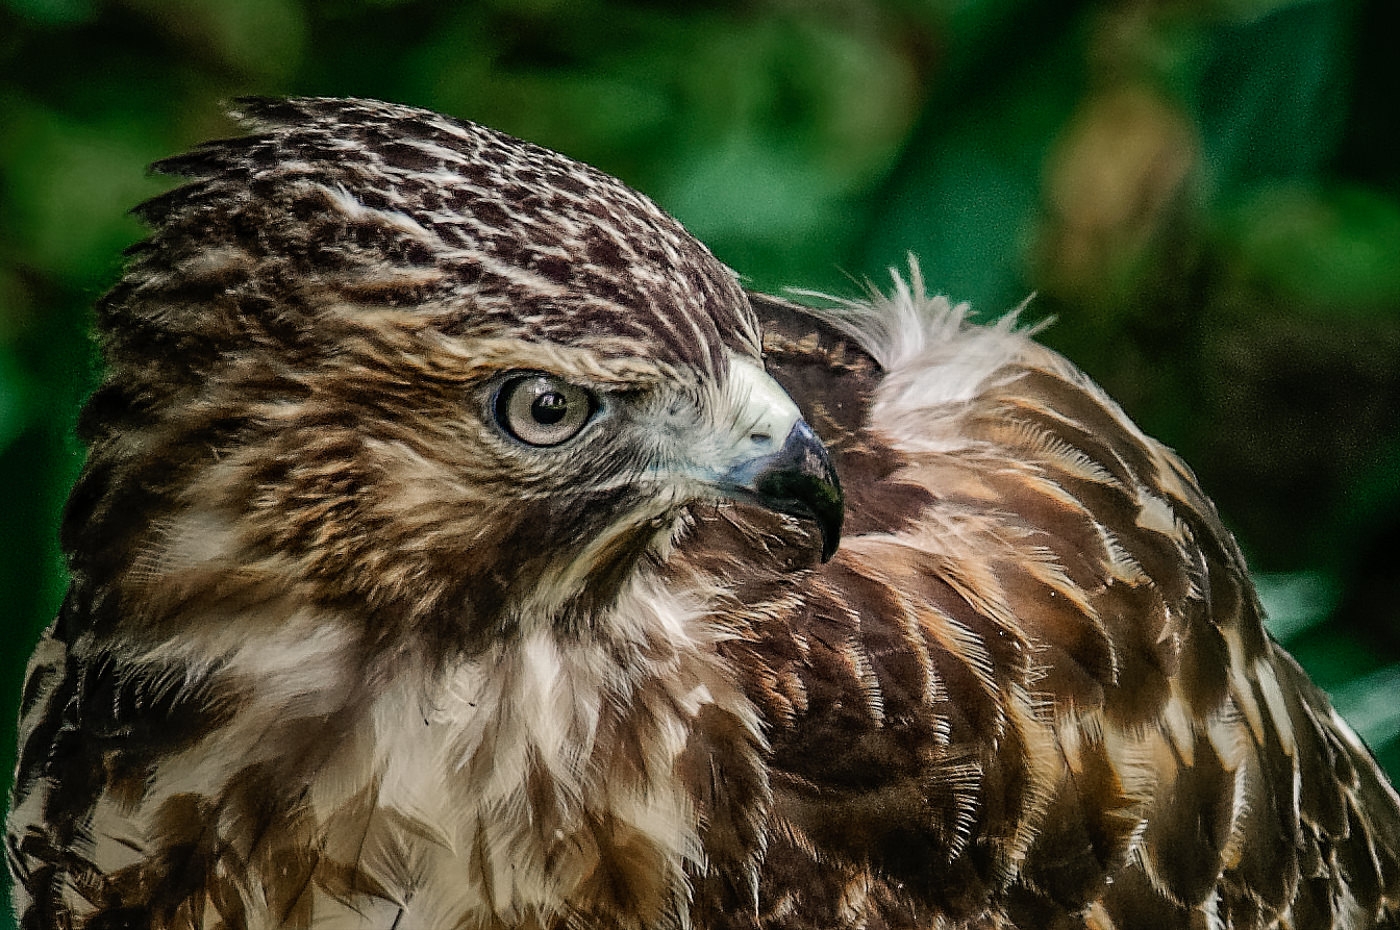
left=2, top=0, right=1398, bottom=916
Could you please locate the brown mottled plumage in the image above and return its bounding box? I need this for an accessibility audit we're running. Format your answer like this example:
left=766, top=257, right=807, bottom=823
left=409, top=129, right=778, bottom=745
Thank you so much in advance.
left=7, top=97, right=1400, bottom=930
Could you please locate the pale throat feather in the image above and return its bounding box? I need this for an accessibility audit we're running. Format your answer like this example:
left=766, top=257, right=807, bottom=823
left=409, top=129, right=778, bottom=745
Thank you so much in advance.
left=305, top=568, right=763, bottom=927
left=81, top=512, right=762, bottom=928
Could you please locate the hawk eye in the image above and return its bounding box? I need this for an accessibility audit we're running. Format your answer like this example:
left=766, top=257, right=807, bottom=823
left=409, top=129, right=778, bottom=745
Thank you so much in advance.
left=493, top=374, right=594, bottom=447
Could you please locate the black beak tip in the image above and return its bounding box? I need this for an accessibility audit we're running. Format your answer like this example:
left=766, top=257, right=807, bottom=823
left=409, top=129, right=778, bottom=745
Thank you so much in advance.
left=751, top=420, right=844, bottom=562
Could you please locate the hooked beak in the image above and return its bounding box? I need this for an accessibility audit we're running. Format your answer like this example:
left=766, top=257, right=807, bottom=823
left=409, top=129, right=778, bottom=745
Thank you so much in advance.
left=720, top=418, right=844, bottom=561
left=706, top=356, right=844, bottom=562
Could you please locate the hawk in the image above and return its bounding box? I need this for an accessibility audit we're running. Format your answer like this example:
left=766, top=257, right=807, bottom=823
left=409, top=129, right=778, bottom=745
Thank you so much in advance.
left=6, top=97, right=1400, bottom=930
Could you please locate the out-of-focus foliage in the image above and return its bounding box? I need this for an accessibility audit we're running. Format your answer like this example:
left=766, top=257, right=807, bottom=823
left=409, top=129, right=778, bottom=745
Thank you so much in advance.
left=1, top=0, right=1397, bottom=915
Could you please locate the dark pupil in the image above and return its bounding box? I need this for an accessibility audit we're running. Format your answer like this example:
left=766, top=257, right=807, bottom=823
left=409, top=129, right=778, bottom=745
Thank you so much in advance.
left=531, top=391, right=568, bottom=424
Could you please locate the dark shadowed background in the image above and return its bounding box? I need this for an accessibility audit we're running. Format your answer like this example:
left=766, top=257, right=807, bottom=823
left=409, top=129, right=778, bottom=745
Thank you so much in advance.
left=2, top=0, right=1398, bottom=919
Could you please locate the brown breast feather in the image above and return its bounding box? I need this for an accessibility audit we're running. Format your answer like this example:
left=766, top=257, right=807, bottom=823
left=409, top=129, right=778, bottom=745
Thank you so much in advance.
left=680, top=291, right=1400, bottom=930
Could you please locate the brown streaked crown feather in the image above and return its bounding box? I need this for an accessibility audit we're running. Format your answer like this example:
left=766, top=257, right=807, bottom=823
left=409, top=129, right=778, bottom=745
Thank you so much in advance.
left=8, top=97, right=1400, bottom=930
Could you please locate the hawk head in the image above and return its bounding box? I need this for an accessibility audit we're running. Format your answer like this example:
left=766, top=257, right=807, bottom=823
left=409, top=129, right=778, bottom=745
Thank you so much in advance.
left=14, top=96, right=1400, bottom=930
left=77, top=96, right=841, bottom=651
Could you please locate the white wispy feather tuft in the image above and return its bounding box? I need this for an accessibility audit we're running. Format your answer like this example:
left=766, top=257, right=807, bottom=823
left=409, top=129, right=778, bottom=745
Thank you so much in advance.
left=788, top=256, right=1045, bottom=453
left=786, top=255, right=1043, bottom=377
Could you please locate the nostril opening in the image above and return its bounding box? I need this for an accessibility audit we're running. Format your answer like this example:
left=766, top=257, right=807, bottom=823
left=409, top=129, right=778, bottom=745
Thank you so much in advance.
left=750, top=431, right=771, bottom=444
